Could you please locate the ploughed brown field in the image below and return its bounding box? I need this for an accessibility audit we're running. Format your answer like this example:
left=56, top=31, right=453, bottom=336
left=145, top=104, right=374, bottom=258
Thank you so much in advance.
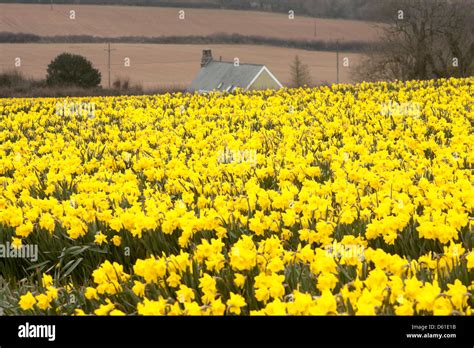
left=0, top=43, right=362, bottom=88
left=0, top=4, right=381, bottom=42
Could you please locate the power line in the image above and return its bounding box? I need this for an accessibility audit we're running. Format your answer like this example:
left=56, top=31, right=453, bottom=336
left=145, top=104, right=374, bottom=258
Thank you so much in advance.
left=104, top=42, right=116, bottom=89
left=336, top=40, right=339, bottom=84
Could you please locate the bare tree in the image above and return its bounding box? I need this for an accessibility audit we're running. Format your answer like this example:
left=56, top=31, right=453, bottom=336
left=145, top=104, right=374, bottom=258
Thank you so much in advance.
left=290, top=55, right=312, bottom=87
left=355, top=0, right=474, bottom=81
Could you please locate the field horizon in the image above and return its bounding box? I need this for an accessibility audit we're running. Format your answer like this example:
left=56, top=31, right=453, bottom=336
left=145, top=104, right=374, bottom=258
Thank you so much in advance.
left=0, top=3, right=382, bottom=41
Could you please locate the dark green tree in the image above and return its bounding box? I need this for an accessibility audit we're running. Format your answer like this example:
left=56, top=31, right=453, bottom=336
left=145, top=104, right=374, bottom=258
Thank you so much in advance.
left=46, top=53, right=101, bottom=88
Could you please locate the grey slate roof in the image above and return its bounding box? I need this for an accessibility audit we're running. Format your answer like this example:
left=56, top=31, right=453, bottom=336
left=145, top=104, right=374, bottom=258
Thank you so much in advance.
left=187, top=61, right=265, bottom=93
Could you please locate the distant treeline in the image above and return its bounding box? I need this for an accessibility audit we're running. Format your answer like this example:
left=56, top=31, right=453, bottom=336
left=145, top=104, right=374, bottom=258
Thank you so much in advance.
left=0, top=0, right=222, bottom=9
left=0, top=0, right=393, bottom=21
left=0, top=32, right=379, bottom=52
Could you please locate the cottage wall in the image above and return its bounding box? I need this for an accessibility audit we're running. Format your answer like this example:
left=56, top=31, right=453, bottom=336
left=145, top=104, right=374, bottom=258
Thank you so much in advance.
left=248, top=70, right=281, bottom=90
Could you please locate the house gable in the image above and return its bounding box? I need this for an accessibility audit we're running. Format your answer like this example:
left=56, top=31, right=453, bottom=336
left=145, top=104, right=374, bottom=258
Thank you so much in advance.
left=247, top=66, right=284, bottom=90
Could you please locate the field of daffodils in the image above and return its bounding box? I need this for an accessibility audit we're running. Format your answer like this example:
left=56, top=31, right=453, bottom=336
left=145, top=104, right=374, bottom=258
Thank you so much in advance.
left=0, top=77, right=473, bottom=315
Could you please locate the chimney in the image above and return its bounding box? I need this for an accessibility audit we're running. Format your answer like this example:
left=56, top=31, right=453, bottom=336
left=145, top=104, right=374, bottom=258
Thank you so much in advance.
left=201, top=49, right=213, bottom=68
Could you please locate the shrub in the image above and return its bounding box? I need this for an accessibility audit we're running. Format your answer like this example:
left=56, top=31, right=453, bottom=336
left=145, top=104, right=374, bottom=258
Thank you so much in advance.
left=46, top=53, right=101, bottom=88
left=0, top=70, right=27, bottom=87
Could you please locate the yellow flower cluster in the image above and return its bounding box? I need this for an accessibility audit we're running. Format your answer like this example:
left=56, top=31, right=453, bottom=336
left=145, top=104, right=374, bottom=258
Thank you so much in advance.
left=18, top=274, right=59, bottom=311
left=1, top=77, right=472, bottom=315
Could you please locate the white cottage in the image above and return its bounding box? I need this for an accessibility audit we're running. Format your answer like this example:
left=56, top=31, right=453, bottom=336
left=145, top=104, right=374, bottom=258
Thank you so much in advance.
left=187, top=49, right=283, bottom=93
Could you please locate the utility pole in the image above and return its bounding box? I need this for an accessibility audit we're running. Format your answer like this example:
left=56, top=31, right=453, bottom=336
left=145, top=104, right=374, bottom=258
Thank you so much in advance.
left=314, top=19, right=317, bottom=37
left=50, top=0, right=53, bottom=10
left=104, top=43, right=116, bottom=89
left=336, top=40, right=340, bottom=84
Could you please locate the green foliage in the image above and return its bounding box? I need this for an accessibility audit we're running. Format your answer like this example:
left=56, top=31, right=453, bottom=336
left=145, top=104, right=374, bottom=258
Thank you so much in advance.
left=46, top=53, right=101, bottom=88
